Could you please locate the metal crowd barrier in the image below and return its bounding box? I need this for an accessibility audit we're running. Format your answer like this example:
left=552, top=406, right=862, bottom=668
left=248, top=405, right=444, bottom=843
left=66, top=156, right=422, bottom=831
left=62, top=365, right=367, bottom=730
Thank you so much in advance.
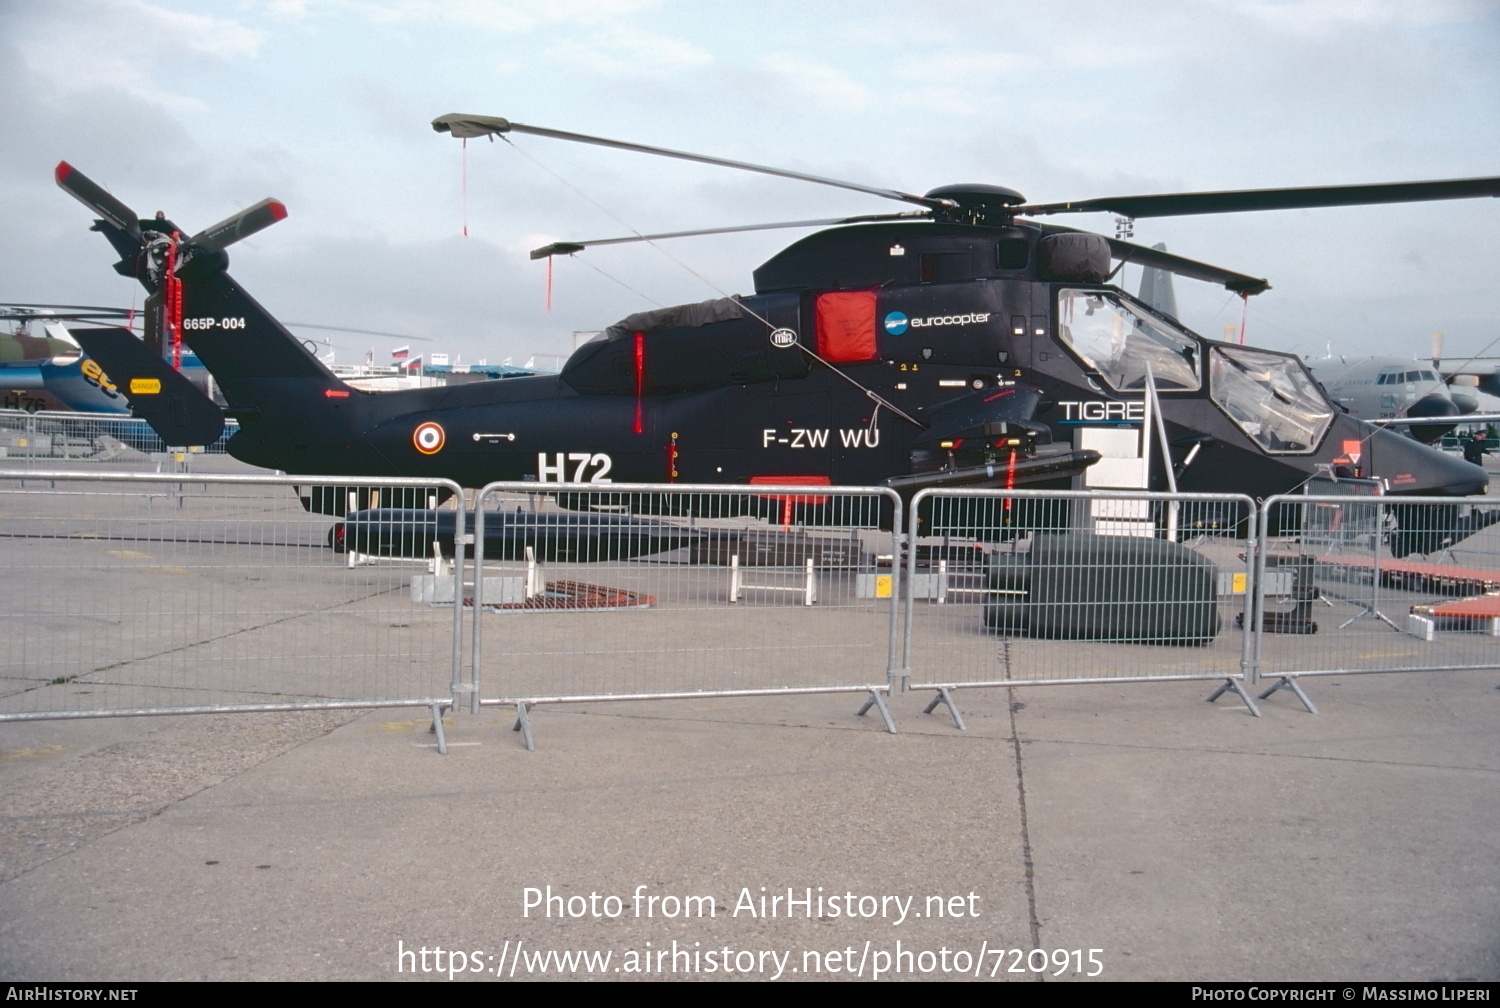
left=1253, top=493, right=1500, bottom=712
left=902, top=489, right=1261, bottom=726
left=0, top=409, right=237, bottom=473
left=9, top=468, right=1495, bottom=752
left=0, top=472, right=465, bottom=746
left=466, top=483, right=903, bottom=748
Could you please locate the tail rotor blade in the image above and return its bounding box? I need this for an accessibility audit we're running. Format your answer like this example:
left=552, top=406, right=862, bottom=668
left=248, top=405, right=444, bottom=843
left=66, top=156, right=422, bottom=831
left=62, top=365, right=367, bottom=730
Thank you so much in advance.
left=187, top=197, right=288, bottom=253
left=54, top=162, right=142, bottom=240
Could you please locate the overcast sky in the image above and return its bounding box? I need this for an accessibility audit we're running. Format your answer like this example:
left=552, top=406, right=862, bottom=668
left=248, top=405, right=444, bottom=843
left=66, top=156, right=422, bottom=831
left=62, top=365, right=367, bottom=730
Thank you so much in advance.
left=1, top=0, right=1496, bottom=369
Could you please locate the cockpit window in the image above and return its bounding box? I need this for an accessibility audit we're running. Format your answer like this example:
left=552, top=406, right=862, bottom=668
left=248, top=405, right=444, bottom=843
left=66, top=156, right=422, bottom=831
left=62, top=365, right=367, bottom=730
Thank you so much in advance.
left=1378, top=367, right=1441, bottom=385
left=1210, top=346, right=1333, bottom=454
left=1057, top=289, right=1200, bottom=392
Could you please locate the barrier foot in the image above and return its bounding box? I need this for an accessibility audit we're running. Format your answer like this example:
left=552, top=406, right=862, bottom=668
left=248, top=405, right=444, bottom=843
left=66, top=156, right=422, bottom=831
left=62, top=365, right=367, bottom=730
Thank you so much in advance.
left=1257, top=675, right=1319, bottom=714
left=512, top=702, right=536, bottom=751
left=429, top=703, right=449, bottom=756
left=856, top=690, right=897, bottom=734
left=922, top=687, right=968, bottom=731
left=1205, top=678, right=1260, bottom=717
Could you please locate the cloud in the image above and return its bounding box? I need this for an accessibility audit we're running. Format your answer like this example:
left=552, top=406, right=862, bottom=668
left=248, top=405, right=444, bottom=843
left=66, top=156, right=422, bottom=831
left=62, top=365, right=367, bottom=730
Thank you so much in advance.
left=337, top=0, right=657, bottom=33
left=260, top=0, right=310, bottom=19
left=1230, top=0, right=1494, bottom=35
left=759, top=55, right=871, bottom=112
left=7, top=0, right=263, bottom=112
left=543, top=24, right=714, bottom=78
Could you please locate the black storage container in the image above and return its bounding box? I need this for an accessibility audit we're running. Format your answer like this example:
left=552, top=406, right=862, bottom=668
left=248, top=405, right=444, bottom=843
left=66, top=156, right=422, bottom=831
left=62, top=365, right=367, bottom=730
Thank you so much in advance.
left=983, top=533, right=1220, bottom=643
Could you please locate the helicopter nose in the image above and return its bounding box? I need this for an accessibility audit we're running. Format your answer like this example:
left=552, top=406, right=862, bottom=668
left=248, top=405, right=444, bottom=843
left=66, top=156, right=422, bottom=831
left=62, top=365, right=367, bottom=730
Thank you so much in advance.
left=1360, top=422, right=1485, bottom=495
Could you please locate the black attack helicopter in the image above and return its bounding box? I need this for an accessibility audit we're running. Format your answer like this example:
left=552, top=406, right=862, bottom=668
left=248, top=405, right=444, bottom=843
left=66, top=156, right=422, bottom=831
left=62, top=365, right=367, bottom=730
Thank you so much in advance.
left=53, top=120, right=1500, bottom=558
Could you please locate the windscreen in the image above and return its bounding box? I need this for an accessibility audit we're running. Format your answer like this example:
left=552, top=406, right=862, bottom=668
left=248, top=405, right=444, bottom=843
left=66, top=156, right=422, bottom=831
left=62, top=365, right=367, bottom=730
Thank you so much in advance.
left=1210, top=346, right=1334, bottom=454
left=1057, top=289, right=1200, bottom=391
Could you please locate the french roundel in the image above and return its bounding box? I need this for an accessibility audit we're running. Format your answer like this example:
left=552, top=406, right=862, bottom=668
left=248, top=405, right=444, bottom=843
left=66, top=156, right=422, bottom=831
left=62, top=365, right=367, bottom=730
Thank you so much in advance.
left=413, top=421, right=445, bottom=455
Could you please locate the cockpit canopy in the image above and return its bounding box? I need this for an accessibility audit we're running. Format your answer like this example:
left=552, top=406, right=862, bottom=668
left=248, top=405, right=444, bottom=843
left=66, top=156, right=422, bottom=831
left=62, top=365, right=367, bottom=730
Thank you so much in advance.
left=1057, top=288, right=1334, bottom=454
left=1210, top=345, right=1334, bottom=453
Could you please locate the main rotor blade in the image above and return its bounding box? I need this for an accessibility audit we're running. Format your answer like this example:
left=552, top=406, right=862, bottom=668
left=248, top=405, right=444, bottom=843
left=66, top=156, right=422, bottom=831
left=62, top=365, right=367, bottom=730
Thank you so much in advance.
left=54, top=162, right=142, bottom=240
left=0, top=303, right=131, bottom=319
left=433, top=113, right=954, bottom=212
left=1036, top=223, right=1270, bottom=294
left=0, top=311, right=128, bottom=322
left=1015, top=177, right=1500, bottom=219
left=187, top=197, right=288, bottom=253
left=529, top=212, right=930, bottom=260
left=284, top=322, right=436, bottom=343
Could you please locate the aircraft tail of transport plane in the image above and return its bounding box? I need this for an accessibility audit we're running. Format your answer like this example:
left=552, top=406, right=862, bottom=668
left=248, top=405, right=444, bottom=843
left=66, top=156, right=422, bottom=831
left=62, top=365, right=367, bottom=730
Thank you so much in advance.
left=53, top=148, right=1500, bottom=554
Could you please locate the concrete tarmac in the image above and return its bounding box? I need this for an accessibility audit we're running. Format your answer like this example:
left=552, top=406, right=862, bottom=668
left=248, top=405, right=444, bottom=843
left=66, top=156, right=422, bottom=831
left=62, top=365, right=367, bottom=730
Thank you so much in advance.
left=1, top=666, right=1495, bottom=982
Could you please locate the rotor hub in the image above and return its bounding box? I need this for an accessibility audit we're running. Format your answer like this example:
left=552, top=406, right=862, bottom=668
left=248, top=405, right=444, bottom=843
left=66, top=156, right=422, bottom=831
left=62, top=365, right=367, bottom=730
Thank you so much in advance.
left=924, top=183, right=1026, bottom=210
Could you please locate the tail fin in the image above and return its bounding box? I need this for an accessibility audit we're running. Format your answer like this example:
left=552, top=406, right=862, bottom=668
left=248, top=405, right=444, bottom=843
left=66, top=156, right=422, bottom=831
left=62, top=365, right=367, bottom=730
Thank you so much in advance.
left=1137, top=243, right=1180, bottom=319
left=55, top=161, right=349, bottom=400
left=176, top=270, right=351, bottom=399
left=36, top=356, right=127, bottom=413
left=70, top=327, right=224, bottom=446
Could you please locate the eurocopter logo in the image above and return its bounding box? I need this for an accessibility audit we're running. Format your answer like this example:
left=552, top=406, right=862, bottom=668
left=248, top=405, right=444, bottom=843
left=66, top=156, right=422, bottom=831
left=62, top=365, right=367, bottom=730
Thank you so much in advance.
left=884, top=310, right=991, bottom=336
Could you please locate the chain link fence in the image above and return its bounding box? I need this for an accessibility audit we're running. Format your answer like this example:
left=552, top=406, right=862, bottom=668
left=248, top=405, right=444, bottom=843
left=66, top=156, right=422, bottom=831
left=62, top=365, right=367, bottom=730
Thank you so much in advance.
left=467, top=483, right=903, bottom=747
left=0, top=408, right=237, bottom=474
left=903, top=489, right=1260, bottom=726
left=0, top=472, right=464, bottom=732
left=1253, top=492, right=1500, bottom=712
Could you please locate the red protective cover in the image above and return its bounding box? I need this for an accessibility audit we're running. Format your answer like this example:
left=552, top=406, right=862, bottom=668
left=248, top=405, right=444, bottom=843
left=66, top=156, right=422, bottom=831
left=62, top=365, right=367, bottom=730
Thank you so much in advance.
left=815, top=291, right=877, bottom=363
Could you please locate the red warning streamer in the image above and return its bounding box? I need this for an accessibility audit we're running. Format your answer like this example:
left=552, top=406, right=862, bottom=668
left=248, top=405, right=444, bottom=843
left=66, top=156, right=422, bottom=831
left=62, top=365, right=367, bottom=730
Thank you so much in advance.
left=633, top=331, right=645, bottom=435
left=1004, top=449, right=1017, bottom=513
left=165, top=232, right=183, bottom=369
